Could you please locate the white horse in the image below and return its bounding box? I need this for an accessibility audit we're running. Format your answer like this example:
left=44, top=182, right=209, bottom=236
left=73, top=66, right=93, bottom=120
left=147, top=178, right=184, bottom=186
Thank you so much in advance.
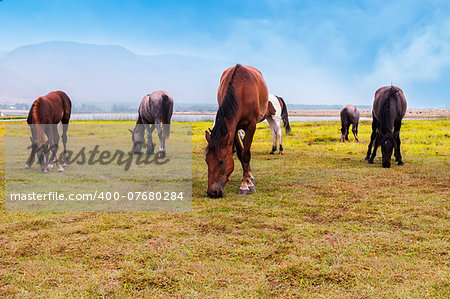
left=265, top=94, right=291, bottom=154
left=235, top=93, right=291, bottom=155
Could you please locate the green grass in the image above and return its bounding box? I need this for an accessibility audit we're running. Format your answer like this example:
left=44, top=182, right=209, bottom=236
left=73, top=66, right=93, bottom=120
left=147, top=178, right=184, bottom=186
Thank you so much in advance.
left=0, top=119, right=449, bottom=297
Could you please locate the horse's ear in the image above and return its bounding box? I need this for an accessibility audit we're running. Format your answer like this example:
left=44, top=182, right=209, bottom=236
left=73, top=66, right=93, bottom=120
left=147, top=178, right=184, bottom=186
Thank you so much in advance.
left=128, top=129, right=134, bottom=135
left=208, top=128, right=212, bottom=133
left=205, top=130, right=211, bottom=143
left=221, top=131, right=233, bottom=147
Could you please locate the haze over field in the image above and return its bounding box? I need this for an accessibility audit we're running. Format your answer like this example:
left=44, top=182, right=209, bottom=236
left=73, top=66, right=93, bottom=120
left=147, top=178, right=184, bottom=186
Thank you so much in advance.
left=0, top=1, right=449, bottom=108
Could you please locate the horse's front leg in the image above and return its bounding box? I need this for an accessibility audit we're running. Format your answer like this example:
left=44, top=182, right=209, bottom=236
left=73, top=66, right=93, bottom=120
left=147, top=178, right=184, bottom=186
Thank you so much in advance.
left=49, top=125, right=64, bottom=172
left=25, top=142, right=38, bottom=169
left=235, top=131, right=255, bottom=184
left=155, top=122, right=165, bottom=158
left=61, top=122, right=69, bottom=167
left=145, top=124, right=156, bottom=155
left=394, top=120, right=404, bottom=166
left=238, top=123, right=256, bottom=195
left=368, top=136, right=379, bottom=164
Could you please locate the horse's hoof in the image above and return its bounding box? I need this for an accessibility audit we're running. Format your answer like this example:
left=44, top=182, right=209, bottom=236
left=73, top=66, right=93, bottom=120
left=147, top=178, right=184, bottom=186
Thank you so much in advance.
left=398, top=161, right=404, bottom=166
left=159, top=151, right=166, bottom=158
left=42, top=169, right=49, bottom=173
left=238, top=189, right=250, bottom=195
left=62, top=163, right=69, bottom=168
left=248, top=185, right=256, bottom=192
left=279, top=151, right=283, bottom=155
left=269, top=151, right=275, bottom=155
left=58, top=168, right=65, bottom=172
left=366, top=160, right=374, bottom=164
left=24, top=164, right=30, bottom=169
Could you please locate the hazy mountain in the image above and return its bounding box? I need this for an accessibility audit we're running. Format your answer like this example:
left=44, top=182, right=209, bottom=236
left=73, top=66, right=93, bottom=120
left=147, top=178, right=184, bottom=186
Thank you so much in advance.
left=0, top=41, right=231, bottom=105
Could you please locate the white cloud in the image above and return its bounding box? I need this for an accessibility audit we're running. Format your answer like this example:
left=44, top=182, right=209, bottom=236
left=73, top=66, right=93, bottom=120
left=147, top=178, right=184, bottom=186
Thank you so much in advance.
left=363, top=18, right=450, bottom=87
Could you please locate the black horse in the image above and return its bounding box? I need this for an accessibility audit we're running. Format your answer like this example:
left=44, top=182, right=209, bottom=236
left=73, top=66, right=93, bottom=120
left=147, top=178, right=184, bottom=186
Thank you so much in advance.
left=365, top=86, right=407, bottom=168
left=340, top=104, right=360, bottom=142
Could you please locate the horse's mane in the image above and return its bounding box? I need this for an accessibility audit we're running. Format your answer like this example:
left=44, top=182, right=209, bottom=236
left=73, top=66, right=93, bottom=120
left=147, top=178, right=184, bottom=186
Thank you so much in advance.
left=207, top=64, right=241, bottom=152
left=379, top=86, right=398, bottom=133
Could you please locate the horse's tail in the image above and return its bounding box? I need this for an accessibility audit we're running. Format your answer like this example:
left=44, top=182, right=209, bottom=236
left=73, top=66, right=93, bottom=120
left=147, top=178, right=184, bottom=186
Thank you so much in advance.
left=278, top=96, right=291, bottom=134
left=59, top=91, right=72, bottom=122
left=161, top=93, right=172, bottom=139
left=389, top=85, right=399, bottom=101
left=340, top=107, right=348, bottom=134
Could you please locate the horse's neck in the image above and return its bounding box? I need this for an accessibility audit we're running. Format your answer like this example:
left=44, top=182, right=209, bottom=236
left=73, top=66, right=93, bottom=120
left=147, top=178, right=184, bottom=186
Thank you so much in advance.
left=134, top=122, right=146, bottom=142
left=31, top=124, right=47, bottom=146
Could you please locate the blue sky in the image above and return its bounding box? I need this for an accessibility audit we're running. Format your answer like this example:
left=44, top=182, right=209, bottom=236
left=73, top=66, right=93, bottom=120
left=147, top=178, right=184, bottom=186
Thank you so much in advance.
left=1, top=0, right=449, bottom=107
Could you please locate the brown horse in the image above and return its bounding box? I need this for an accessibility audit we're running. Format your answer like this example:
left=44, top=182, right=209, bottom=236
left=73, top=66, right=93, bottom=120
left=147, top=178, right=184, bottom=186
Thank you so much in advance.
left=365, top=86, right=407, bottom=168
left=205, top=64, right=268, bottom=198
left=25, top=90, right=72, bottom=172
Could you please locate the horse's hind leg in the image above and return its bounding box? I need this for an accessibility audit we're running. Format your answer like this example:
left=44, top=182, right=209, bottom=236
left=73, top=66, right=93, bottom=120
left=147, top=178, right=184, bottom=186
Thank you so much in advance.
left=394, top=120, right=404, bottom=166
left=352, top=122, right=359, bottom=142
left=267, top=116, right=277, bottom=154
left=61, top=122, right=69, bottom=167
left=275, top=117, right=283, bottom=154
left=155, top=122, right=165, bottom=158
left=365, top=119, right=377, bottom=161
left=345, top=124, right=351, bottom=140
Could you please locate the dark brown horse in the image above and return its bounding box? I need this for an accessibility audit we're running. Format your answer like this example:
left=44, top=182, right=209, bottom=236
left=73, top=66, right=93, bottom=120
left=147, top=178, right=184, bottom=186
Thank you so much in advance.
left=25, top=91, right=72, bottom=172
left=205, top=64, right=268, bottom=198
left=365, top=86, right=407, bottom=168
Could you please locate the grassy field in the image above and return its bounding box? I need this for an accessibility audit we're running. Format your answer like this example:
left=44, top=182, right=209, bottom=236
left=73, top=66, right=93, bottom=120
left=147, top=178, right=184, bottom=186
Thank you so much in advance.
left=0, top=119, right=449, bottom=297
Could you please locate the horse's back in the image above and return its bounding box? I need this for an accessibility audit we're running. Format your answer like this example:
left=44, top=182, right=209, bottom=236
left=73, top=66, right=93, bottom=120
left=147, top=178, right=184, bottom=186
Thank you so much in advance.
left=373, top=86, right=407, bottom=121
left=341, top=104, right=359, bottom=123
left=218, top=65, right=268, bottom=123
left=139, top=90, right=174, bottom=124
left=28, top=91, right=71, bottom=124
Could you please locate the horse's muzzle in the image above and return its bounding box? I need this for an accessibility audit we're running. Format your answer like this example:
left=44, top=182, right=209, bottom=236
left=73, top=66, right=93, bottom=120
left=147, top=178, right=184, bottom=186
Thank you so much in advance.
left=207, top=188, right=223, bottom=198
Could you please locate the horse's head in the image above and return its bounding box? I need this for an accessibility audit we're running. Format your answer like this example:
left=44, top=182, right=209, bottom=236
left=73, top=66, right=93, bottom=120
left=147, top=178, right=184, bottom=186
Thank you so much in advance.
left=379, top=132, right=397, bottom=168
left=128, top=129, right=144, bottom=154
left=205, top=129, right=234, bottom=198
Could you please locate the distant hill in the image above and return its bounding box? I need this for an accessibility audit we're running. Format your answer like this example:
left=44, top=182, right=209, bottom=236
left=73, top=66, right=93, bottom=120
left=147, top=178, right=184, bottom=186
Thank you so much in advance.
left=0, top=41, right=231, bottom=104
left=0, top=41, right=375, bottom=110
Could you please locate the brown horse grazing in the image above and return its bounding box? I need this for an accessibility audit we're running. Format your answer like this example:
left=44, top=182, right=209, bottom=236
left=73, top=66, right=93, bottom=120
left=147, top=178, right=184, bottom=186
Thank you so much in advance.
left=365, top=86, right=407, bottom=168
left=25, top=91, right=72, bottom=172
left=340, top=104, right=360, bottom=142
left=205, top=64, right=268, bottom=198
